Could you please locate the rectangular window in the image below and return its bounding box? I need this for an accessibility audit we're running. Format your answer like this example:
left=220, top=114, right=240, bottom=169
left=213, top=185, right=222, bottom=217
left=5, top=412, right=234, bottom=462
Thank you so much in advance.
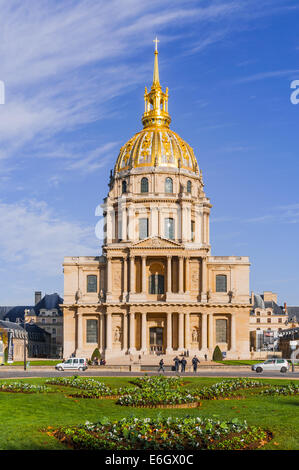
left=164, top=218, right=174, bottom=240
left=216, top=274, right=227, bottom=292
left=139, top=218, right=149, bottom=240
left=216, top=319, right=227, bottom=343
left=87, top=275, right=97, bottom=293
left=86, top=319, right=98, bottom=343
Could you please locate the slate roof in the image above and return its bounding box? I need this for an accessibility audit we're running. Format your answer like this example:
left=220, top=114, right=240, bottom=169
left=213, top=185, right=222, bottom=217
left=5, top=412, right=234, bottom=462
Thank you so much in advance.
left=0, top=320, right=27, bottom=338
left=2, top=293, right=63, bottom=323
left=251, top=293, right=286, bottom=316
left=287, top=307, right=299, bottom=322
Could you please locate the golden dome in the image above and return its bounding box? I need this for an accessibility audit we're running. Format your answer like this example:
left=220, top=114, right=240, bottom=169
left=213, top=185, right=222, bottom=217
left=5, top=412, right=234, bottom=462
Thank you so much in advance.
left=115, top=127, right=198, bottom=173
left=115, top=39, right=199, bottom=175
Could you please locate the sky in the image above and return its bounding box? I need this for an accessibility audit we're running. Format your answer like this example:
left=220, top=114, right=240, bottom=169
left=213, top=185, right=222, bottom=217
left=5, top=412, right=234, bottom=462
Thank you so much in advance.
left=0, top=0, right=299, bottom=305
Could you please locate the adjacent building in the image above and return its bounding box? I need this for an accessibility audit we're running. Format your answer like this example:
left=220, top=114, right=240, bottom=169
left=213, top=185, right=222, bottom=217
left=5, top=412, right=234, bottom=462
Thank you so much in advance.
left=3, top=292, right=63, bottom=357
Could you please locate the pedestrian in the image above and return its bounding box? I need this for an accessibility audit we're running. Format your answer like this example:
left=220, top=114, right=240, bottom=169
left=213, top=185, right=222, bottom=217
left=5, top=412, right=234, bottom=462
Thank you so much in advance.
left=204, top=354, right=208, bottom=361
left=173, top=356, right=180, bottom=372
left=180, top=357, right=187, bottom=373
left=192, top=355, right=200, bottom=373
left=158, top=358, right=165, bottom=373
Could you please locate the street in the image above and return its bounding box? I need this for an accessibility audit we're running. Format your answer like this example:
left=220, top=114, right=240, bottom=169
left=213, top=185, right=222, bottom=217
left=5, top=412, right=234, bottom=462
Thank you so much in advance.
left=0, top=368, right=298, bottom=379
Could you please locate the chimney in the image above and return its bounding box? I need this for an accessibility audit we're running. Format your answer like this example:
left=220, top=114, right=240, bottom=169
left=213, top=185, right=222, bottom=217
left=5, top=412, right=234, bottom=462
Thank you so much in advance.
left=284, top=302, right=287, bottom=313
left=35, top=291, right=42, bottom=305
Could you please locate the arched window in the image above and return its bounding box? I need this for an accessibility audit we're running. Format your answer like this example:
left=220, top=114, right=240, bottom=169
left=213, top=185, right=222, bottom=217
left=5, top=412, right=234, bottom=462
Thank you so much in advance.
left=165, top=177, right=173, bottom=193
left=164, top=218, right=174, bottom=240
left=122, top=180, right=127, bottom=194
left=87, top=275, right=97, bottom=293
left=149, top=274, right=165, bottom=294
left=216, top=274, right=227, bottom=292
left=187, top=180, right=192, bottom=193
left=141, top=177, right=149, bottom=193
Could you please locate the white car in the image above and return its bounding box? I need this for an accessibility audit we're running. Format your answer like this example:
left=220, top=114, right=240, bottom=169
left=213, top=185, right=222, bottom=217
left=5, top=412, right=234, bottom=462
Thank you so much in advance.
left=251, top=359, right=289, bottom=374
left=55, top=358, right=88, bottom=371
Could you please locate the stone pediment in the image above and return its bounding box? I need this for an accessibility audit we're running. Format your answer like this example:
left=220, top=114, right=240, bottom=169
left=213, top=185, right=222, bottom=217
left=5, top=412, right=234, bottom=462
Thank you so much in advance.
left=131, top=236, right=182, bottom=249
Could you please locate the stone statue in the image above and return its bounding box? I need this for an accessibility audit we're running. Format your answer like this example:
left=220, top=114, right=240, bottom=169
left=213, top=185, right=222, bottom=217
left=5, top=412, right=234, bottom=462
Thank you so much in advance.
left=75, top=288, right=82, bottom=303
left=192, top=328, right=198, bottom=342
left=114, top=327, right=121, bottom=342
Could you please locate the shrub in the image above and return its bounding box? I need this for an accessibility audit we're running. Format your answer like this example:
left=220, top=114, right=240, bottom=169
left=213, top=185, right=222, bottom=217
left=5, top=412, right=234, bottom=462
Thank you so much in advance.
left=212, top=345, right=223, bottom=361
left=91, top=348, right=101, bottom=361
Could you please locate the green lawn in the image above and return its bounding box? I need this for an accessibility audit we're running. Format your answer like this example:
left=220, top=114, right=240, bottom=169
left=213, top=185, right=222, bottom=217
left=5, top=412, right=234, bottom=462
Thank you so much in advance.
left=0, top=376, right=298, bottom=450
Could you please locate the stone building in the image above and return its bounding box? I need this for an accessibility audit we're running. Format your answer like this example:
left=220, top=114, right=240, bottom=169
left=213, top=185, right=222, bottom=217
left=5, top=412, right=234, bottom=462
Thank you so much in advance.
left=250, top=292, right=287, bottom=352
left=63, top=42, right=251, bottom=361
left=3, top=292, right=63, bottom=358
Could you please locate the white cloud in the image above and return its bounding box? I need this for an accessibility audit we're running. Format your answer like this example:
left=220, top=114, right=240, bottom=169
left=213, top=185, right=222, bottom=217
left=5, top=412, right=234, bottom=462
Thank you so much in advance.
left=0, top=199, right=98, bottom=274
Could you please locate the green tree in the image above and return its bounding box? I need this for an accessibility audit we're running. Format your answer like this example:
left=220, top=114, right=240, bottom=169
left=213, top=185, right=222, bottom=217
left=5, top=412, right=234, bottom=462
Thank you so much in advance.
left=212, top=345, right=223, bottom=361
left=91, top=348, right=101, bottom=361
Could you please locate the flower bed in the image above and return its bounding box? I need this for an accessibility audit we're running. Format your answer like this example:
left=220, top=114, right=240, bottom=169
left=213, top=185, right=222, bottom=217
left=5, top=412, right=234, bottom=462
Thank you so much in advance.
left=117, top=377, right=263, bottom=407
left=261, top=383, right=299, bottom=396
left=0, top=382, right=50, bottom=394
left=193, top=378, right=263, bottom=400
left=45, top=376, right=134, bottom=398
left=51, top=416, right=270, bottom=450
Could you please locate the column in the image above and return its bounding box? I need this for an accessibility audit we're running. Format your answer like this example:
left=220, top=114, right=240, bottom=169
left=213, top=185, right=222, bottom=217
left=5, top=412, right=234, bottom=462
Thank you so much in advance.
left=122, top=312, right=128, bottom=353
left=185, top=313, right=190, bottom=350
left=201, top=313, right=207, bottom=350
left=130, top=256, right=135, bottom=294
left=178, top=256, right=184, bottom=294
left=122, top=257, right=128, bottom=301
left=141, top=312, right=147, bottom=352
left=106, top=256, right=112, bottom=296
left=121, top=206, right=127, bottom=241
left=178, top=312, right=184, bottom=350
left=129, top=312, right=136, bottom=352
left=141, top=256, right=146, bottom=295
left=166, top=312, right=172, bottom=354
left=181, top=206, right=187, bottom=242
left=100, top=313, right=105, bottom=353
left=106, top=312, right=112, bottom=352
left=167, top=256, right=172, bottom=294
left=127, top=206, right=134, bottom=241
left=201, top=257, right=207, bottom=302
left=77, top=312, right=83, bottom=351
left=185, top=257, right=190, bottom=294
left=208, top=313, right=214, bottom=351
left=231, top=313, right=236, bottom=350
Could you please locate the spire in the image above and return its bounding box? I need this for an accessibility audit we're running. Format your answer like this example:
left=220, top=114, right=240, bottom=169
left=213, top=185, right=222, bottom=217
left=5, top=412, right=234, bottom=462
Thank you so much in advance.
left=142, top=38, right=171, bottom=129
left=152, top=37, right=160, bottom=87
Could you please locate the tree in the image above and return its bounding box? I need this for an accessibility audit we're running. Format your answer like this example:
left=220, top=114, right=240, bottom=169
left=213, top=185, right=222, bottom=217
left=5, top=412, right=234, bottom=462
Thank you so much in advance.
left=91, top=348, right=101, bottom=361
left=212, top=345, right=223, bottom=361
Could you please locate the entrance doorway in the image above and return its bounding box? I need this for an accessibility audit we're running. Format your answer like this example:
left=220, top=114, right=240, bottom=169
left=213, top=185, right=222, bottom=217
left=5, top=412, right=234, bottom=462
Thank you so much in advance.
left=149, top=327, right=164, bottom=354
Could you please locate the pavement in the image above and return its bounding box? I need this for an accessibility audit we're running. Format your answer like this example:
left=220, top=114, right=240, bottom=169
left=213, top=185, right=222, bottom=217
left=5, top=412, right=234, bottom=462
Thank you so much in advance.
left=0, top=367, right=298, bottom=380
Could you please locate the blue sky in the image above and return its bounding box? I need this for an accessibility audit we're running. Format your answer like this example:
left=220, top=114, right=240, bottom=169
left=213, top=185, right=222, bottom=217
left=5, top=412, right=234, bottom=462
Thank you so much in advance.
left=0, top=0, right=299, bottom=305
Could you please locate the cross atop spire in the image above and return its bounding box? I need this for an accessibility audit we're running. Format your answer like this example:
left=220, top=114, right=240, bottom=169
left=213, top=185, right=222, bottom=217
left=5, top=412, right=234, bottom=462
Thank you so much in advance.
left=153, top=37, right=159, bottom=52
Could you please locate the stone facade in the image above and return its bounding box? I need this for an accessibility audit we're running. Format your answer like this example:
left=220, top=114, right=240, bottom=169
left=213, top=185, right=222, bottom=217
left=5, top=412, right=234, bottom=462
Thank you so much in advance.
left=62, top=44, right=251, bottom=361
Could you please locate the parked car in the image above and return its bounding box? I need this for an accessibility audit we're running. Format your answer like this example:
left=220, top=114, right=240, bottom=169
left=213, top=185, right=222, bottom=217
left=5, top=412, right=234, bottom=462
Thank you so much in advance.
left=55, top=358, right=88, bottom=371
left=251, top=359, right=289, bottom=374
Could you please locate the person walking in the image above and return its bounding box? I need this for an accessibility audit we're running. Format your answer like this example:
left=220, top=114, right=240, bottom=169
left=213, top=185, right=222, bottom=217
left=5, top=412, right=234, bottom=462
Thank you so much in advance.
left=173, top=356, right=180, bottom=372
left=180, top=357, right=187, bottom=373
left=204, top=354, right=208, bottom=361
left=192, top=355, right=200, bottom=373
left=158, top=358, right=165, bottom=373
